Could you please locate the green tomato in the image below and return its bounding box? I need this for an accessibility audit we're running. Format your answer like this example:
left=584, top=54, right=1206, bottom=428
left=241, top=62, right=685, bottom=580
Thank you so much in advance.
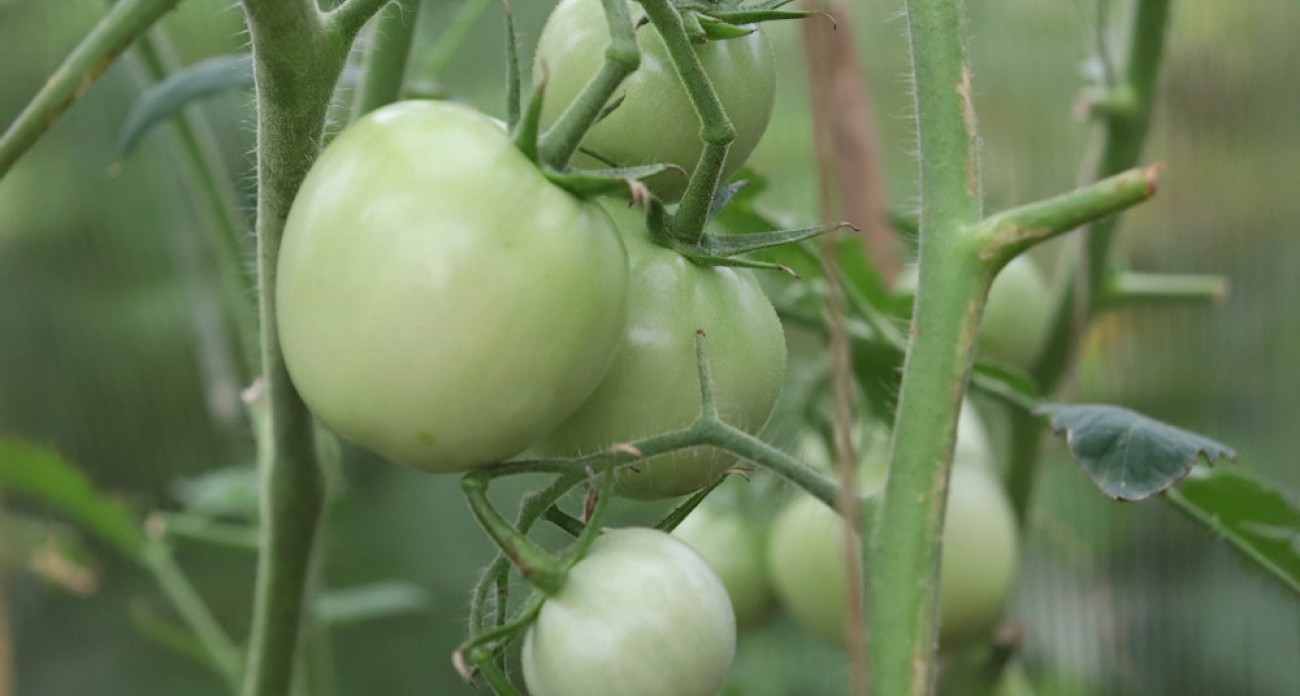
left=536, top=205, right=787, bottom=499
left=892, top=256, right=1051, bottom=372
left=523, top=527, right=736, bottom=696
left=535, top=0, right=776, bottom=201
left=277, top=101, right=628, bottom=472
left=979, top=255, right=1051, bottom=371
left=673, top=503, right=776, bottom=629
left=768, top=464, right=1018, bottom=648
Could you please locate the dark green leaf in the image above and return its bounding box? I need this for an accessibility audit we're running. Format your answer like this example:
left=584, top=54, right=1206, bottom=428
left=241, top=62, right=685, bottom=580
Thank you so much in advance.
left=1166, top=466, right=1300, bottom=596
left=0, top=439, right=145, bottom=562
left=314, top=581, right=431, bottom=626
left=118, top=54, right=253, bottom=157
left=1037, top=404, right=1237, bottom=500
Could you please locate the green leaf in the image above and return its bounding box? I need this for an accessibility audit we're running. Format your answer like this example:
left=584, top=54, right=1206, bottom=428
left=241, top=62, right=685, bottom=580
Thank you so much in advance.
left=0, top=439, right=146, bottom=562
left=1166, top=466, right=1300, bottom=597
left=174, top=465, right=260, bottom=521
left=314, top=581, right=430, bottom=626
left=118, top=54, right=254, bottom=157
left=1036, top=404, right=1237, bottom=501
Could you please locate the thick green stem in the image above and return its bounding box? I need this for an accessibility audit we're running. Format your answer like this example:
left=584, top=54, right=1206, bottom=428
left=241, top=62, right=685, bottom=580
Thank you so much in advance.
left=0, top=0, right=184, bottom=179
left=868, top=2, right=985, bottom=694
left=1009, top=0, right=1173, bottom=527
left=350, top=0, right=420, bottom=120
left=539, top=0, right=640, bottom=169
left=239, top=2, right=379, bottom=695
left=637, top=0, right=735, bottom=243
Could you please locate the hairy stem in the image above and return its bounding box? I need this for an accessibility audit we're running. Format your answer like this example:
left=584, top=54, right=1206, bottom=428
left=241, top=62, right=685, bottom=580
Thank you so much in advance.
left=868, top=1, right=984, bottom=694
left=637, top=0, right=735, bottom=243
left=239, top=1, right=379, bottom=694
left=539, top=0, right=640, bottom=169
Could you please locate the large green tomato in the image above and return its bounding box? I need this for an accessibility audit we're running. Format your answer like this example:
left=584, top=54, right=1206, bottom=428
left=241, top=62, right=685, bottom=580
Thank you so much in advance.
left=536, top=205, right=787, bottom=499
left=535, top=0, right=776, bottom=201
left=673, top=502, right=776, bottom=629
left=277, top=101, right=628, bottom=472
left=522, top=528, right=736, bottom=696
left=768, top=436, right=1019, bottom=648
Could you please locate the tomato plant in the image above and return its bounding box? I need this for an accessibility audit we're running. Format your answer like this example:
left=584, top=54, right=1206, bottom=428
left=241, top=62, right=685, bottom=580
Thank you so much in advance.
left=536, top=204, right=787, bottom=499
left=277, top=100, right=629, bottom=472
left=535, top=0, right=776, bottom=201
left=673, top=499, right=776, bottom=628
left=522, top=527, right=736, bottom=696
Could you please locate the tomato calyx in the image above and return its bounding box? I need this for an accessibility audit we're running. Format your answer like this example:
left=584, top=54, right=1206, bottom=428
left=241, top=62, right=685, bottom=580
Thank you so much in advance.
left=674, top=0, right=831, bottom=30
left=644, top=195, right=856, bottom=274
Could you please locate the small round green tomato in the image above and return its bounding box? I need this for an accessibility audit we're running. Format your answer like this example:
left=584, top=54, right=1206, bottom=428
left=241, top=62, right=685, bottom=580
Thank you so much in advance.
left=536, top=206, right=787, bottom=499
left=979, top=255, right=1052, bottom=371
left=673, top=504, right=776, bottom=629
left=277, top=101, right=628, bottom=472
left=892, top=256, right=1051, bottom=372
left=522, top=528, right=736, bottom=696
left=535, top=0, right=776, bottom=201
left=768, top=464, right=1018, bottom=648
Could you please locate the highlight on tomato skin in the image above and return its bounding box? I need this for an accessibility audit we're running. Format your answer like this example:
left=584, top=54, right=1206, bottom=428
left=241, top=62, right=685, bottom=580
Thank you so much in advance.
left=276, top=100, right=630, bottom=473
left=522, top=527, right=737, bottom=696
left=535, top=0, right=777, bottom=202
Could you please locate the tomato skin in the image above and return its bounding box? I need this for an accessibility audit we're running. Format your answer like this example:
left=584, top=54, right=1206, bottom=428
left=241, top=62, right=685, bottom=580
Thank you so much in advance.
left=673, top=503, right=776, bottom=629
left=894, top=255, right=1051, bottom=372
left=536, top=205, right=787, bottom=499
left=522, top=528, right=736, bottom=696
left=535, top=0, right=776, bottom=201
left=978, top=255, right=1051, bottom=371
left=276, top=101, right=628, bottom=472
left=769, top=435, right=1018, bottom=648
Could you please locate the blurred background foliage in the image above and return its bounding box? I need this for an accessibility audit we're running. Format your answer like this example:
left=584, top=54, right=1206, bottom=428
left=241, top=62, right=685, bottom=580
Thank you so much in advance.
left=0, top=0, right=1297, bottom=694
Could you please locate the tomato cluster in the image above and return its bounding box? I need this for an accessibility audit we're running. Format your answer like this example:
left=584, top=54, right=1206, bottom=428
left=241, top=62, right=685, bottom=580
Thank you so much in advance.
left=277, top=3, right=783, bottom=693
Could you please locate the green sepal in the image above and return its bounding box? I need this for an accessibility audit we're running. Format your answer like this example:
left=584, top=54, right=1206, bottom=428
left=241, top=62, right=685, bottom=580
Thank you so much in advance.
left=664, top=224, right=851, bottom=273
left=513, top=71, right=546, bottom=163
left=544, top=163, right=683, bottom=202
left=698, top=15, right=757, bottom=40
left=679, top=8, right=708, bottom=43
left=503, top=0, right=522, bottom=131
left=705, top=9, right=824, bottom=25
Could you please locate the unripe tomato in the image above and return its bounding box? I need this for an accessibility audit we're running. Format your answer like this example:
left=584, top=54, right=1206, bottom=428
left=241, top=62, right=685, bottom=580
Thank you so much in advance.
left=522, top=528, right=736, bottom=696
left=674, top=503, right=776, bottom=628
left=979, top=255, right=1051, bottom=372
left=768, top=427, right=1018, bottom=648
left=535, top=0, right=776, bottom=201
left=893, top=256, right=1052, bottom=372
left=536, top=205, right=787, bottom=499
left=277, top=101, right=628, bottom=472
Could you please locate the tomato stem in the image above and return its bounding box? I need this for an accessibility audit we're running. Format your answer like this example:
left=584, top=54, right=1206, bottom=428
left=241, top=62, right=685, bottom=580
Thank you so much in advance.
left=0, top=0, right=185, bottom=179
left=1008, top=0, right=1173, bottom=529
left=538, top=0, right=641, bottom=169
left=637, top=0, right=736, bottom=244
left=238, top=1, right=387, bottom=695
left=462, top=474, right=570, bottom=596
left=349, top=0, right=421, bottom=122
